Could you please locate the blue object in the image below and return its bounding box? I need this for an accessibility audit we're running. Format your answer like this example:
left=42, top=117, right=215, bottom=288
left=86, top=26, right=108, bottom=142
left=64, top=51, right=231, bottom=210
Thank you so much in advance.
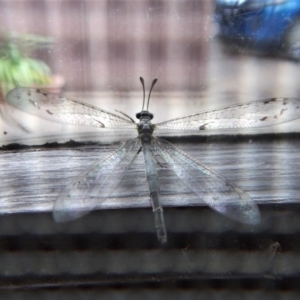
left=215, top=0, right=300, bottom=59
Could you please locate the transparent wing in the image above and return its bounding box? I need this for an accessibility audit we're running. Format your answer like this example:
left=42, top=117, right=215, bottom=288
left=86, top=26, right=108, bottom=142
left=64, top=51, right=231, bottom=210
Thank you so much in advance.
left=154, top=138, right=260, bottom=225
left=6, top=87, right=136, bottom=128
left=53, top=138, right=140, bottom=222
left=155, top=97, right=300, bottom=130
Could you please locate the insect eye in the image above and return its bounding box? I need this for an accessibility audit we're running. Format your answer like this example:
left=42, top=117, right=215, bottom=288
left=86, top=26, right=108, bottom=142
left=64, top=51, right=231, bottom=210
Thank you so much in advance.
left=149, top=113, right=153, bottom=120
left=136, top=112, right=141, bottom=119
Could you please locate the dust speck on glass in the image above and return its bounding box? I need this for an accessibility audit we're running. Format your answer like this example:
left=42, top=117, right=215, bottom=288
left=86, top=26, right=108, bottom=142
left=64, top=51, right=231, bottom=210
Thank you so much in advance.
left=6, top=78, right=300, bottom=243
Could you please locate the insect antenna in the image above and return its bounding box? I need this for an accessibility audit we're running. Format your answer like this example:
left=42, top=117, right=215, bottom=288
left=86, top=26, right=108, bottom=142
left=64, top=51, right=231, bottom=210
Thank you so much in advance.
left=140, top=77, right=146, bottom=111
left=146, top=78, right=158, bottom=110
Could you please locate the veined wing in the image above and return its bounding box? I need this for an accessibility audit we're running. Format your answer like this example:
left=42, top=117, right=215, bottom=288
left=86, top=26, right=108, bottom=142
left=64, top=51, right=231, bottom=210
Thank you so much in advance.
left=54, top=138, right=140, bottom=222
left=155, top=98, right=300, bottom=130
left=154, top=138, right=260, bottom=225
left=6, top=87, right=136, bottom=129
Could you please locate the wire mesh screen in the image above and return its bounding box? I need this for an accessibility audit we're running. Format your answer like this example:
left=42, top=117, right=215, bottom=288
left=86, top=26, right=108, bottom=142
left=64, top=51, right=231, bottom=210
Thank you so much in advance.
left=1, top=0, right=300, bottom=298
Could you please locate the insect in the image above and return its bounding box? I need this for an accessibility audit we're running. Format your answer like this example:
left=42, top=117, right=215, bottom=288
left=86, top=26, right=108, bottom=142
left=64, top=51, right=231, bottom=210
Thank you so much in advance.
left=6, top=78, right=300, bottom=243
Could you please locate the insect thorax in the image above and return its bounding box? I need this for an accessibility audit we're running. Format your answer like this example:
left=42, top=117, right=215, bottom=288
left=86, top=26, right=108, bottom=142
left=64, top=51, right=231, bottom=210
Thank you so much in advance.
left=137, top=111, right=155, bottom=143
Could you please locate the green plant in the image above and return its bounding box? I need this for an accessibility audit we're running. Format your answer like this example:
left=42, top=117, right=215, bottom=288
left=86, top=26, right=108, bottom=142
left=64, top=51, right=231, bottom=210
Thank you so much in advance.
left=0, top=31, right=54, bottom=97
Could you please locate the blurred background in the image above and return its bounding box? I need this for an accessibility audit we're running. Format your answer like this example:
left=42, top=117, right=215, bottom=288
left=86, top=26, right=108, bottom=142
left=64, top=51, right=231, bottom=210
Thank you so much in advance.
left=1, top=0, right=300, bottom=141
left=1, top=0, right=300, bottom=95
left=0, top=0, right=213, bottom=93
